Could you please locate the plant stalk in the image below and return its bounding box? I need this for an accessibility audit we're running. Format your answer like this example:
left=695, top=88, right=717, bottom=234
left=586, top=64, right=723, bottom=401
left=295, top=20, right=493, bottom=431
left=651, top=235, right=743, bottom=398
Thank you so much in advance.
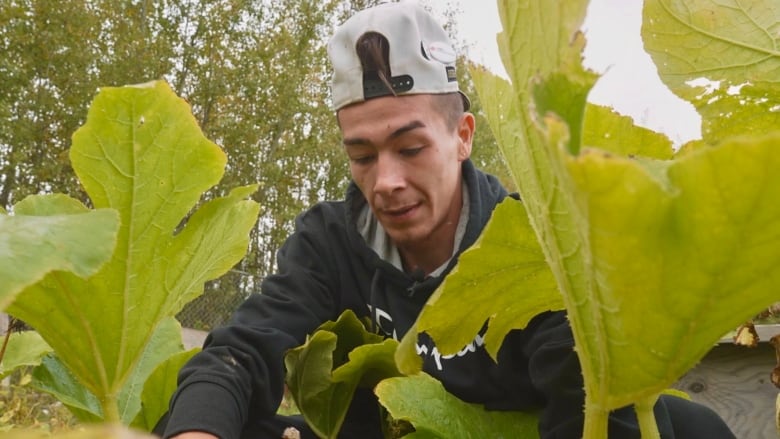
left=101, top=393, right=121, bottom=424
left=635, top=394, right=661, bottom=439
left=582, top=395, right=609, bottom=439
left=0, top=321, right=11, bottom=365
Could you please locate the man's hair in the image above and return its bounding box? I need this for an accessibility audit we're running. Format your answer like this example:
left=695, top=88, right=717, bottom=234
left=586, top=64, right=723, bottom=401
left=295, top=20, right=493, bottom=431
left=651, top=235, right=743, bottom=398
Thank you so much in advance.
left=354, top=32, right=464, bottom=131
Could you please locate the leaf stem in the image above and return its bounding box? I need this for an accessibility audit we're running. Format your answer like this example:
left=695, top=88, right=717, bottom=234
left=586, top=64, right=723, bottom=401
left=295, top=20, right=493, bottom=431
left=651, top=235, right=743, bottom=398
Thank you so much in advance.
left=635, top=394, right=661, bottom=439
left=101, top=393, right=121, bottom=424
left=582, top=395, right=609, bottom=439
left=0, top=318, right=13, bottom=365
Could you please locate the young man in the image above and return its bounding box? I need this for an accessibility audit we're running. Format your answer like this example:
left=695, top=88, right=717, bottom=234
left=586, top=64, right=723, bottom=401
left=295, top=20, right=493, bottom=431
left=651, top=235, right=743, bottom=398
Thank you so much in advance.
left=158, top=3, right=734, bottom=438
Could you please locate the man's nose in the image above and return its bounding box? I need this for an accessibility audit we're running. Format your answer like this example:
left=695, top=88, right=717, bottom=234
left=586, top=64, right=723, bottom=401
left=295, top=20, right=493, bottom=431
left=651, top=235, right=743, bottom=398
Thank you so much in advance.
left=374, top=154, right=406, bottom=195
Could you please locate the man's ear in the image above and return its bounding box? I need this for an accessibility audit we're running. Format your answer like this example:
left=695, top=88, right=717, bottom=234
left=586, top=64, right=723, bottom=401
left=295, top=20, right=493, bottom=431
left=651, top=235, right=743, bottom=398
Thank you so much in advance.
left=457, top=112, right=475, bottom=161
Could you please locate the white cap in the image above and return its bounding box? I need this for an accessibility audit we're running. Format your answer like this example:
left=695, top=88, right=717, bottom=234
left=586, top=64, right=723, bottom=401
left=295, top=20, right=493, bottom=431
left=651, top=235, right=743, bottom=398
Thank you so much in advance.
left=327, top=2, right=470, bottom=111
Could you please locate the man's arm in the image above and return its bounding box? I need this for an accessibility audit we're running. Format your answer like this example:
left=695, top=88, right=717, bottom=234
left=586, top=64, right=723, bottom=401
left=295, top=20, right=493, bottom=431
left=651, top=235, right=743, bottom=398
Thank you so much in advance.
left=160, top=206, right=342, bottom=439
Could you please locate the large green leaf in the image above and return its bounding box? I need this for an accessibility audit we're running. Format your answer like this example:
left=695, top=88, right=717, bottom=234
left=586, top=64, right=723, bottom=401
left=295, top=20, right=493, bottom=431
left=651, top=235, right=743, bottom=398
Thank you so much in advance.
left=396, top=198, right=561, bottom=374
left=642, top=0, right=780, bottom=143
left=495, top=1, right=590, bottom=87
left=132, top=348, right=199, bottom=431
left=642, top=0, right=780, bottom=92
left=31, top=354, right=103, bottom=422
left=0, top=331, right=51, bottom=379
left=426, top=0, right=780, bottom=437
left=567, top=131, right=780, bottom=404
left=583, top=105, right=673, bottom=159
left=693, top=81, right=780, bottom=143
left=332, top=340, right=402, bottom=390
left=7, top=80, right=260, bottom=422
left=0, top=195, right=118, bottom=310
left=375, top=373, right=539, bottom=439
left=467, top=0, right=594, bottom=411
left=530, top=0, right=780, bottom=411
left=116, top=317, right=184, bottom=425
left=285, top=310, right=401, bottom=439
left=462, top=0, right=780, bottom=437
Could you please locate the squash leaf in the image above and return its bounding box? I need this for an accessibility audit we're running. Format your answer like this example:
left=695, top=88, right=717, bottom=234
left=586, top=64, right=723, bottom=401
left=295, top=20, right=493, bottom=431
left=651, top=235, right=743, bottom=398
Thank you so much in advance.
left=560, top=129, right=780, bottom=408
left=30, top=354, right=103, bottom=422
left=459, top=0, right=780, bottom=435
left=6, top=80, right=260, bottom=423
left=396, top=198, right=561, bottom=374
left=375, top=373, right=539, bottom=439
left=583, top=105, right=673, bottom=159
left=0, top=196, right=118, bottom=310
left=115, top=317, right=184, bottom=424
left=0, top=331, right=51, bottom=380
left=642, top=0, right=780, bottom=92
left=642, top=0, right=780, bottom=143
left=132, top=348, right=200, bottom=431
left=285, top=310, right=401, bottom=439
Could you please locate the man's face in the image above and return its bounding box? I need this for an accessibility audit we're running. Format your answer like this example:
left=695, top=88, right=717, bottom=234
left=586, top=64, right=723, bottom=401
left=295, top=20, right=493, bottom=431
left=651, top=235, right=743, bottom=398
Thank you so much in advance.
left=337, top=94, right=474, bottom=250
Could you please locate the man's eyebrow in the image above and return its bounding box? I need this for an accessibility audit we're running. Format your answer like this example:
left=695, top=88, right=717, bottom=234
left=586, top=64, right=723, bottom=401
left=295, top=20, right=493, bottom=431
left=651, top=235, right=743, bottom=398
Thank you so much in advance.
left=342, top=120, right=426, bottom=147
left=388, top=120, right=425, bottom=140
left=343, top=137, right=369, bottom=147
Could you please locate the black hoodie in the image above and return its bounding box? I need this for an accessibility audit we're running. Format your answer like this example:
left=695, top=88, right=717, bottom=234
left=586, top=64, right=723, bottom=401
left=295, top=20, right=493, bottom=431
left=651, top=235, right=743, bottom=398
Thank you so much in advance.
left=161, top=160, right=734, bottom=439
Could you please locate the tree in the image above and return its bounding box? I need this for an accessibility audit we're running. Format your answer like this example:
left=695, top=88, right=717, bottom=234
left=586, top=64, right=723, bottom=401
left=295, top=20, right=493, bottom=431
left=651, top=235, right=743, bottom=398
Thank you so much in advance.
left=0, top=0, right=359, bottom=328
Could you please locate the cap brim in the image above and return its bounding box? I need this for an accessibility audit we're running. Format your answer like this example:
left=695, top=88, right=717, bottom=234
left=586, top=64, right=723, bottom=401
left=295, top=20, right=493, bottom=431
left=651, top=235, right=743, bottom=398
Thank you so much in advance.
left=459, top=91, right=471, bottom=112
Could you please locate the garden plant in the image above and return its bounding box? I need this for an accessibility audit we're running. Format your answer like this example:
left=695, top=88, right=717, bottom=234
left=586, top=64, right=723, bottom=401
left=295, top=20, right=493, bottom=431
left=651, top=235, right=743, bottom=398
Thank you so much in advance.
left=1, top=81, right=260, bottom=436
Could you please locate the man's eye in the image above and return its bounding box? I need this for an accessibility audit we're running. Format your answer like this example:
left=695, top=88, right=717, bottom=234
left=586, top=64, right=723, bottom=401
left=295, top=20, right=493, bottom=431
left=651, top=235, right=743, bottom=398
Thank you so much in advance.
left=400, top=147, right=424, bottom=157
left=351, top=155, right=375, bottom=165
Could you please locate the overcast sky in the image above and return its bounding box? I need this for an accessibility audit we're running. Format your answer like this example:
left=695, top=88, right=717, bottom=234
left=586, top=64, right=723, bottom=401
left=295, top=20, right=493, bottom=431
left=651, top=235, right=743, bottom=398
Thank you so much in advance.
left=450, top=0, right=702, bottom=146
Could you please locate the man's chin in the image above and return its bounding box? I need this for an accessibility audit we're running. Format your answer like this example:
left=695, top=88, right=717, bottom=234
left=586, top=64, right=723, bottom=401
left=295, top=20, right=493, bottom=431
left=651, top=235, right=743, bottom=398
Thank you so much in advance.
left=385, top=227, right=428, bottom=249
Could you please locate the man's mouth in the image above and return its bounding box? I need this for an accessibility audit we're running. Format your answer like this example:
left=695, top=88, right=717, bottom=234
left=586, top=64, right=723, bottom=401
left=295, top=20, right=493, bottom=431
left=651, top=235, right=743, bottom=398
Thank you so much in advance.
left=381, top=203, right=419, bottom=220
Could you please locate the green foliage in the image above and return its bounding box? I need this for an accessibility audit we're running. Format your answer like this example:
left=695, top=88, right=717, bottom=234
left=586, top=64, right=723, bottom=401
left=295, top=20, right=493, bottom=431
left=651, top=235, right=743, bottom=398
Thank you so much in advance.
left=30, top=355, right=102, bottom=423
left=642, top=0, right=780, bottom=145
left=0, top=1, right=356, bottom=305
left=458, top=59, right=516, bottom=192
left=5, top=80, right=260, bottom=426
left=285, top=310, right=402, bottom=439
left=643, top=0, right=780, bottom=87
left=582, top=105, right=673, bottom=159
left=0, top=333, right=50, bottom=380
left=399, top=0, right=780, bottom=437
left=286, top=310, right=540, bottom=439
left=0, top=197, right=118, bottom=310
left=131, top=348, right=200, bottom=431
left=561, top=132, right=780, bottom=405
left=0, top=0, right=175, bottom=208
left=397, top=198, right=561, bottom=374
left=376, top=373, right=539, bottom=439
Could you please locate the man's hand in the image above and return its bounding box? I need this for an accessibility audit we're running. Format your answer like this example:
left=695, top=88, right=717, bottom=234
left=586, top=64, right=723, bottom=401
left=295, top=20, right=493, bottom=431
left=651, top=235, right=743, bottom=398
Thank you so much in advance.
left=170, top=433, right=219, bottom=439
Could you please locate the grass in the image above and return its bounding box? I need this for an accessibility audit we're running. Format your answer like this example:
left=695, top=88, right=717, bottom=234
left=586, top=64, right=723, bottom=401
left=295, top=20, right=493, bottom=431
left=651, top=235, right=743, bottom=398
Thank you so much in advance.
left=0, top=371, right=76, bottom=434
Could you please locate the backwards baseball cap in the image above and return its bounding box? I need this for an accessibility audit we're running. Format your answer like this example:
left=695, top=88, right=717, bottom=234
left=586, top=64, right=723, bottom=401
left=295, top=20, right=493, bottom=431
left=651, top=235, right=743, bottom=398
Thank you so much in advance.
left=327, top=1, right=470, bottom=111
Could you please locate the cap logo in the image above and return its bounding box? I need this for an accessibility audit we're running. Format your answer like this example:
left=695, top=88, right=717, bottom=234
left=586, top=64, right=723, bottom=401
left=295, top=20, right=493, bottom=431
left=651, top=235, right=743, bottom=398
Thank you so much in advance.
left=426, top=41, right=456, bottom=64
left=446, top=66, right=457, bottom=83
